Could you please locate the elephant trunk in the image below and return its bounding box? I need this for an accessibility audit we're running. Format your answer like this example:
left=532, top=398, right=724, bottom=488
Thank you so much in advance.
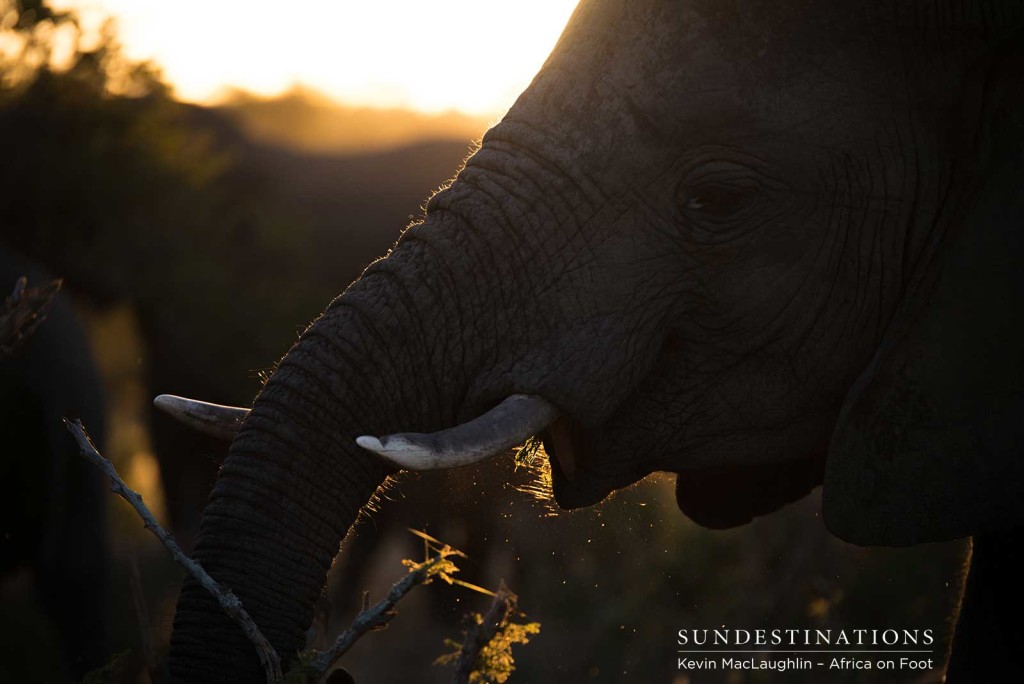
left=168, top=329, right=389, bottom=681
left=168, top=236, right=474, bottom=681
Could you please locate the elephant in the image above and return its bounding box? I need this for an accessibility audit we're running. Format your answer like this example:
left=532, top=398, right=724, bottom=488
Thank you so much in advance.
left=0, top=247, right=110, bottom=680
left=165, top=1, right=1024, bottom=681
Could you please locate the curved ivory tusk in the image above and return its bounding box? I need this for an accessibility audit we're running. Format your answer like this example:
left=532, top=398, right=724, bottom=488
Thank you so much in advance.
left=153, top=394, right=250, bottom=440
left=356, top=394, right=559, bottom=470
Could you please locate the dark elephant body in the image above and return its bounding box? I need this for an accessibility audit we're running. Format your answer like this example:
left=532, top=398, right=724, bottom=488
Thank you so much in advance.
left=168, top=2, right=1024, bottom=681
left=0, top=247, right=109, bottom=679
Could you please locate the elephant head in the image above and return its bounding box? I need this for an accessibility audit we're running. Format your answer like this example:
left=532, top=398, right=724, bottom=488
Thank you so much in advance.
left=167, top=1, right=1024, bottom=681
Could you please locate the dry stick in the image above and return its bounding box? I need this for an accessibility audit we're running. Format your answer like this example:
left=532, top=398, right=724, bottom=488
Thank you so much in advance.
left=64, top=419, right=283, bottom=684
left=308, top=547, right=462, bottom=677
left=451, top=582, right=516, bottom=684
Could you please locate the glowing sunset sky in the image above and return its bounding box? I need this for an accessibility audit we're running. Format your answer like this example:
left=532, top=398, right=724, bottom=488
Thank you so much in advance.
left=52, top=0, right=580, bottom=116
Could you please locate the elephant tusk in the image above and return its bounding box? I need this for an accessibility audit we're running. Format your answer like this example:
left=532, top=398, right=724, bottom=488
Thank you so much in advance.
left=356, top=394, right=559, bottom=470
left=153, top=394, right=249, bottom=440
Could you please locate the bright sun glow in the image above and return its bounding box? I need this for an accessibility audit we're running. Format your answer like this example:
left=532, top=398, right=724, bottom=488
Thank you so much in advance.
left=51, top=0, right=580, bottom=116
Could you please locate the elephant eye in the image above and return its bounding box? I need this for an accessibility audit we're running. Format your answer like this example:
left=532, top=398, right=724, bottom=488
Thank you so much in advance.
left=680, top=183, right=758, bottom=219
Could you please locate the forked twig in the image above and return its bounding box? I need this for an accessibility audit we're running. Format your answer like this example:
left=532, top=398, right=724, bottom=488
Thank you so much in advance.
left=64, top=418, right=283, bottom=683
left=306, top=544, right=464, bottom=678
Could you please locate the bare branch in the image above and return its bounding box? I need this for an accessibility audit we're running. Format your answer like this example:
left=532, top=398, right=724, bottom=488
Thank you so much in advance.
left=64, top=418, right=283, bottom=683
left=306, top=545, right=464, bottom=678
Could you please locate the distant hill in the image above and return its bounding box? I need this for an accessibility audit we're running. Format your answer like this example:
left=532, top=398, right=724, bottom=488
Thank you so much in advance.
left=180, top=101, right=478, bottom=290
left=215, top=87, right=493, bottom=154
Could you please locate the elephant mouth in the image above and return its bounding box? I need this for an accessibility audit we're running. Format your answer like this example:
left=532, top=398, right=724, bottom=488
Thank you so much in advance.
left=542, top=415, right=614, bottom=509
left=543, top=416, right=579, bottom=479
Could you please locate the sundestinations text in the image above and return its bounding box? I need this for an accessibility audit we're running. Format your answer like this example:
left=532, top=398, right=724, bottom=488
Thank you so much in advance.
left=677, top=628, right=934, bottom=647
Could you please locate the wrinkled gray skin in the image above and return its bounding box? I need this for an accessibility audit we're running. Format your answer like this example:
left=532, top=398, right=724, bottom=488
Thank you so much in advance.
left=169, top=1, right=1024, bottom=681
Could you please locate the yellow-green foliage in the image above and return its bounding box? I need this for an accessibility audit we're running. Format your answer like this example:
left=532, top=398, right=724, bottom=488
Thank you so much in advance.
left=436, top=614, right=541, bottom=684
left=513, top=435, right=546, bottom=470
left=401, top=545, right=464, bottom=586
left=512, top=437, right=557, bottom=512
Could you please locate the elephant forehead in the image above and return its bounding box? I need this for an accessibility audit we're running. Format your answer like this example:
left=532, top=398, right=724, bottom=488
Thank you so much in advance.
left=507, top=0, right=899, bottom=166
left=512, top=2, right=737, bottom=141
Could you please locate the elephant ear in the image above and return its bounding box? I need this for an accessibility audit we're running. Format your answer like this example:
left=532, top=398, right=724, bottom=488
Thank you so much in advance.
left=824, top=44, right=1024, bottom=546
